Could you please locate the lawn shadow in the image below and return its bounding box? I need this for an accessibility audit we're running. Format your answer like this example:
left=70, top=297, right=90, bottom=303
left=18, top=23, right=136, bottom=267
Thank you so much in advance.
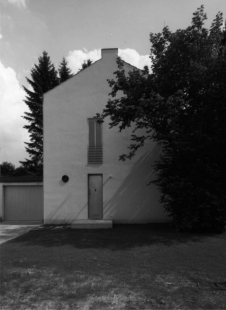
left=0, top=225, right=39, bottom=245
left=5, top=224, right=226, bottom=250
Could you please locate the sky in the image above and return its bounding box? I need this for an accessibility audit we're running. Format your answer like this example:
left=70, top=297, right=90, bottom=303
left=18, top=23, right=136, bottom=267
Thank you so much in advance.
left=0, top=0, right=225, bottom=166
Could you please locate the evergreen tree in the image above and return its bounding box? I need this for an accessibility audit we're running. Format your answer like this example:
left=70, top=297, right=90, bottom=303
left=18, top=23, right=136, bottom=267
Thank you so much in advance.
left=80, top=59, right=92, bottom=71
left=20, top=51, right=59, bottom=175
left=58, top=57, right=73, bottom=83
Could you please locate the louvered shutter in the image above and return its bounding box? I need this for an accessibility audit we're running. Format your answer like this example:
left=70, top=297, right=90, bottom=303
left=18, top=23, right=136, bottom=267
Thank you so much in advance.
left=88, top=118, right=103, bottom=164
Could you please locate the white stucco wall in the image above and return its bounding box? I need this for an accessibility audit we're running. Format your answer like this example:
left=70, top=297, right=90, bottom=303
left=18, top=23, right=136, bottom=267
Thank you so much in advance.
left=43, top=48, right=169, bottom=224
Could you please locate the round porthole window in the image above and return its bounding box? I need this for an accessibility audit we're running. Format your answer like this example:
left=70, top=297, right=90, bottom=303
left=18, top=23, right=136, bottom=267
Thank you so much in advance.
left=62, top=175, right=69, bottom=183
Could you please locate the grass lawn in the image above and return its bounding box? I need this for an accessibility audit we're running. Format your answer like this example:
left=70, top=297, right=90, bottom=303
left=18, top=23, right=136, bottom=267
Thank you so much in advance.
left=0, top=224, right=226, bottom=310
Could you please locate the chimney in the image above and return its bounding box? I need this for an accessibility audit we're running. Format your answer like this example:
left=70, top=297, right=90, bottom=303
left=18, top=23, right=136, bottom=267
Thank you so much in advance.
left=101, top=48, right=118, bottom=58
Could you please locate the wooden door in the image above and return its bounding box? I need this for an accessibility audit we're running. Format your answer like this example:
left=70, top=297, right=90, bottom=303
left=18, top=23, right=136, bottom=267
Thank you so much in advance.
left=88, top=175, right=103, bottom=219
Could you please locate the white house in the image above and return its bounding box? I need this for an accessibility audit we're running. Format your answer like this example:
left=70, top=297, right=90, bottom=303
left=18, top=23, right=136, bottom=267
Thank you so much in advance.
left=43, top=48, right=169, bottom=226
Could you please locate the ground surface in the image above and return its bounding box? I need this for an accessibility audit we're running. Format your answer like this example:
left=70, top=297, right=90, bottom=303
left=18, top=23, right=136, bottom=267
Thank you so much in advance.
left=0, top=224, right=226, bottom=310
left=0, top=224, right=40, bottom=244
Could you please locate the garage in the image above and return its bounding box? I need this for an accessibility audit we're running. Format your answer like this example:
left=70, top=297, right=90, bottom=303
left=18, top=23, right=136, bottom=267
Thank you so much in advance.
left=4, top=185, right=43, bottom=222
left=0, top=176, right=43, bottom=223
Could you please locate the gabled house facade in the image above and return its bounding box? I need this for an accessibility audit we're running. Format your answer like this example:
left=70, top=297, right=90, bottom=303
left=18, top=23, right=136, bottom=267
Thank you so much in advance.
left=43, top=48, right=169, bottom=224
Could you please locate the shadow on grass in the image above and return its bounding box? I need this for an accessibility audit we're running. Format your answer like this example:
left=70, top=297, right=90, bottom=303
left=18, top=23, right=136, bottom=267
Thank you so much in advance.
left=5, top=224, right=226, bottom=250
left=0, top=225, right=39, bottom=244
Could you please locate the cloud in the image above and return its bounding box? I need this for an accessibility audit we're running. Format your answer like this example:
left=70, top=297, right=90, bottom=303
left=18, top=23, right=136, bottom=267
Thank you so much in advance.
left=66, top=48, right=151, bottom=74
left=66, top=49, right=101, bottom=74
left=0, top=60, right=29, bottom=166
left=5, top=0, right=27, bottom=8
left=119, top=49, right=152, bottom=70
left=220, top=20, right=225, bottom=31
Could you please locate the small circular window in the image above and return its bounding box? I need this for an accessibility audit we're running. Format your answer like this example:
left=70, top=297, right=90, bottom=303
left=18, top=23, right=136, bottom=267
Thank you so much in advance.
left=62, top=175, right=69, bottom=183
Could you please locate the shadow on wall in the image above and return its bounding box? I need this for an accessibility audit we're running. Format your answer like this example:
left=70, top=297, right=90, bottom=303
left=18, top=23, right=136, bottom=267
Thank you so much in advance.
left=104, top=145, right=169, bottom=222
left=44, top=145, right=169, bottom=224
left=45, top=194, right=88, bottom=224
left=44, top=193, right=73, bottom=224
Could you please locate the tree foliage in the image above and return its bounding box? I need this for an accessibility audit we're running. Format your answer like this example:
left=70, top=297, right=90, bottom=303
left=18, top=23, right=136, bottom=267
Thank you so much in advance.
left=20, top=51, right=59, bottom=175
left=58, top=57, right=73, bottom=83
left=79, top=59, right=92, bottom=71
left=13, top=166, right=32, bottom=176
left=0, top=161, right=31, bottom=176
left=0, top=162, right=15, bottom=176
left=98, top=6, right=226, bottom=232
left=21, top=52, right=92, bottom=175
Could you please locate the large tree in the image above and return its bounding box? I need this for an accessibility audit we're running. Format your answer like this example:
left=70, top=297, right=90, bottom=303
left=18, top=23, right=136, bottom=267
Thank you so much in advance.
left=98, top=6, right=226, bottom=232
left=20, top=52, right=59, bottom=175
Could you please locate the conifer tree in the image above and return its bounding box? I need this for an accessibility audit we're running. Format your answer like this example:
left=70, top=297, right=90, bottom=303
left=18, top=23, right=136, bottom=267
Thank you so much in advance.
left=20, top=51, right=59, bottom=175
left=58, top=57, right=73, bottom=83
left=80, top=59, right=92, bottom=71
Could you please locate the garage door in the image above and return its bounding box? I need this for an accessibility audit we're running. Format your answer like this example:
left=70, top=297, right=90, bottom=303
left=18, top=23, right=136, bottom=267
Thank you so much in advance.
left=4, top=186, right=43, bottom=221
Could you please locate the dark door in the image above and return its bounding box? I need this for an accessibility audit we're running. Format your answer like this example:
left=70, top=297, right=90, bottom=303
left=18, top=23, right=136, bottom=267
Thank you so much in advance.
left=88, top=175, right=103, bottom=219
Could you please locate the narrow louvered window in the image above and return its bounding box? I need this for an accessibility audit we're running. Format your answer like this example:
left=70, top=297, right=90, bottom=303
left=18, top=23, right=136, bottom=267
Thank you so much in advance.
left=88, top=118, right=103, bottom=164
